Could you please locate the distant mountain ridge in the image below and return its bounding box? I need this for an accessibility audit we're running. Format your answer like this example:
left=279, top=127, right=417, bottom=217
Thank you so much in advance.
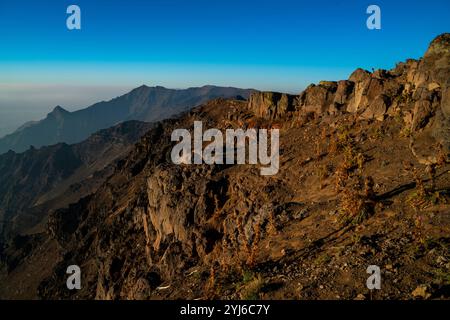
left=0, top=85, right=255, bottom=154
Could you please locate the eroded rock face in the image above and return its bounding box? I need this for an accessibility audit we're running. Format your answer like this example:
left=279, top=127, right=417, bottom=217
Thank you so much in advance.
left=296, top=83, right=338, bottom=115
left=360, top=94, right=389, bottom=121
left=333, top=80, right=354, bottom=106
left=407, top=33, right=450, bottom=164
left=442, top=87, right=450, bottom=118
left=247, top=92, right=296, bottom=119
left=145, top=164, right=228, bottom=277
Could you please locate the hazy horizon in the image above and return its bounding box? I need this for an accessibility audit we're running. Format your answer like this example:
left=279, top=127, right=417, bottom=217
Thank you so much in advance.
left=0, top=81, right=304, bottom=138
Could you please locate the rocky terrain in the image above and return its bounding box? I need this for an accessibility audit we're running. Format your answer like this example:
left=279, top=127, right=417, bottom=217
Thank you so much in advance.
left=0, top=34, right=449, bottom=300
left=0, top=85, right=255, bottom=154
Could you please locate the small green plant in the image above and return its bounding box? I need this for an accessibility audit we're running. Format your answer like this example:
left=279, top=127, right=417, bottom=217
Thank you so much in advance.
left=239, top=274, right=264, bottom=300
left=423, top=237, right=450, bottom=252
left=242, top=270, right=256, bottom=284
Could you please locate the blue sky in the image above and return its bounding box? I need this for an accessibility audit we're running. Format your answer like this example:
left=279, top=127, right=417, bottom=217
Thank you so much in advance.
left=0, top=0, right=449, bottom=135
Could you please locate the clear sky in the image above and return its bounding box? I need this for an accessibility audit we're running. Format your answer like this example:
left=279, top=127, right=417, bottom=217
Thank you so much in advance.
left=0, top=0, right=449, bottom=135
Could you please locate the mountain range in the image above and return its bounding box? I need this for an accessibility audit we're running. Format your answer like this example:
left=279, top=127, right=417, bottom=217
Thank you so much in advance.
left=0, top=85, right=255, bottom=154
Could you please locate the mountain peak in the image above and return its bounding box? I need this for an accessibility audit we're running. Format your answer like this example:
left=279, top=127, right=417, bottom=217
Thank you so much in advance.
left=130, top=85, right=167, bottom=95
left=51, top=106, right=69, bottom=114
left=46, top=106, right=69, bottom=121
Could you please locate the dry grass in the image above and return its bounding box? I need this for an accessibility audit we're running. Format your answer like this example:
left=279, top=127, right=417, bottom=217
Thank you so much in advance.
left=357, top=152, right=366, bottom=172
left=334, top=165, right=349, bottom=192
left=206, top=265, right=217, bottom=298
left=404, top=163, right=434, bottom=210
left=246, top=222, right=261, bottom=267
left=338, top=188, right=375, bottom=226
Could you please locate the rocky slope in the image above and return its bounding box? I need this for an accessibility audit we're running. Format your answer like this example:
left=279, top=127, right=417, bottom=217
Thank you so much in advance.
left=1, top=34, right=449, bottom=300
left=0, top=121, right=154, bottom=242
left=0, top=86, right=255, bottom=154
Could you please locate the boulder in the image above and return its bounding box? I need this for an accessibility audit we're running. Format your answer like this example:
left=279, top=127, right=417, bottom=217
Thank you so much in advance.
left=333, top=80, right=354, bottom=105
left=299, top=83, right=337, bottom=114
left=248, top=92, right=296, bottom=119
left=360, top=94, right=389, bottom=121
left=349, top=68, right=371, bottom=83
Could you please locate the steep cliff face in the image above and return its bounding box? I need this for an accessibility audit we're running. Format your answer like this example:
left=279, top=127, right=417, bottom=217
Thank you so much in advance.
left=406, top=34, right=450, bottom=165
left=2, top=35, right=449, bottom=300
left=247, top=92, right=296, bottom=119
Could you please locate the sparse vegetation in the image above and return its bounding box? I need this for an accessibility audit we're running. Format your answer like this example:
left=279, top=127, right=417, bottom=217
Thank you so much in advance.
left=400, top=126, right=412, bottom=138
left=335, top=129, right=376, bottom=225
left=370, top=126, right=384, bottom=140
left=356, top=152, right=366, bottom=172
left=403, top=162, right=448, bottom=210
left=334, top=165, right=349, bottom=192
left=315, top=253, right=332, bottom=265
left=338, top=181, right=376, bottom=226
left=247, top=222, right=262, bottom=267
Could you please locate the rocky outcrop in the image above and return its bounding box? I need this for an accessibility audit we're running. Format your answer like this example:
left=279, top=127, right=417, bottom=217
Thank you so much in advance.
left=247, top=92, right=296, bottom=119
left=295, top=82, right=339, bottom=115
left=406, top=34, right=450, bottom=164
left=248, top=33, right=449, bottom=164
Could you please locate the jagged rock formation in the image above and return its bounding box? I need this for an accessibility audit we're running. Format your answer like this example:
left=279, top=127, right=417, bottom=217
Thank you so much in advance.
left=1, top=34, right=449, bottom=300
